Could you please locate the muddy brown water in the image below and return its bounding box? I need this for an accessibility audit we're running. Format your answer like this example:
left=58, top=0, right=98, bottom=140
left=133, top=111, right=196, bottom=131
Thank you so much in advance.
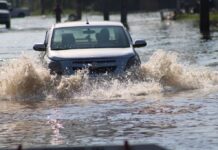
left=0, top=13, right=218, bottom=150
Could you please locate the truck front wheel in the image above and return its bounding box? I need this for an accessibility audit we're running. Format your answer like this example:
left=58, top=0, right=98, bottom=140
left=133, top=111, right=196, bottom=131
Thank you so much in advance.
left=6, top=21, right=11, bottom=29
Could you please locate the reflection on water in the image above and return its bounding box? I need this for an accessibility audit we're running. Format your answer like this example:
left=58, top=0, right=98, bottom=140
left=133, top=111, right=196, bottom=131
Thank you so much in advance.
left=47, top=118, right=65, bottom=145
left=0, top=13, right=218, bottom=150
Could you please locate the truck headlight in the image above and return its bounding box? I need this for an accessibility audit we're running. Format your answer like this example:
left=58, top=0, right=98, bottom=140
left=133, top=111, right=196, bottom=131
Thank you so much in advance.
left=125, top=56, right=140, bottom=71
left=48, top=61, right=62, bottom=75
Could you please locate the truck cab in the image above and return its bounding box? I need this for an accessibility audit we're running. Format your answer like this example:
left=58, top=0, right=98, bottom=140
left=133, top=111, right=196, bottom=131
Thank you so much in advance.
left=0, top=0, right=11, bottom=29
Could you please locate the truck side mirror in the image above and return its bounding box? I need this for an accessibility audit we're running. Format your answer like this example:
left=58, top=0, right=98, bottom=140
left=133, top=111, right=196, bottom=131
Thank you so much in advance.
left=33, top=44, right=46, bottom=51
left=133, top=39, right=147, bottom=48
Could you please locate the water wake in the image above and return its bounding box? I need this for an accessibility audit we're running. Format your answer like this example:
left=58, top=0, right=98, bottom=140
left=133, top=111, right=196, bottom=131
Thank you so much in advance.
left=0, top=50, right=218, bottom=100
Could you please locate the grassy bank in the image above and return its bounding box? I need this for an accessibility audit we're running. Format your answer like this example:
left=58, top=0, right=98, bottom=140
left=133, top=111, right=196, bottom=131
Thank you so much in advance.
left=176, top=12, right=218, bottom=22
left=176, top=12, right=218, bottom=30
left=176, top=13, right=199, bottom=20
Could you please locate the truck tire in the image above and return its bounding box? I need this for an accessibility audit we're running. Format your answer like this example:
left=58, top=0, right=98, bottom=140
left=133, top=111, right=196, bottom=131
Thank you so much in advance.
left=6, top=21, right=11, bottom=29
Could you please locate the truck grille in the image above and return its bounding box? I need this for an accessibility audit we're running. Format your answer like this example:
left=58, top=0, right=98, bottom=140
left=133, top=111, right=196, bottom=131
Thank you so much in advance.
left=71, top=58, right=117, bottom=74
left=72, top=66, right=116, bottom=74
left=72, top=58, right=116, bottom=64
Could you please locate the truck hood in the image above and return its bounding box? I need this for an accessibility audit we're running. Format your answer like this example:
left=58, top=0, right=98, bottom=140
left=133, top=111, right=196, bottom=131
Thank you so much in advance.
left=0, top=10, right=9, bottom=14
left=48, top=48, right=134, bottom=60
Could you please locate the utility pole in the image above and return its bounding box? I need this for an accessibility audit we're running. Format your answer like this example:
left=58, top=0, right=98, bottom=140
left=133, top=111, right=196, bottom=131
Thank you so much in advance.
left=103, top=0, right=110, bottom=20
left=200, top=0, right=210, bottom=38
left=121, top=0, right=128, bottom=28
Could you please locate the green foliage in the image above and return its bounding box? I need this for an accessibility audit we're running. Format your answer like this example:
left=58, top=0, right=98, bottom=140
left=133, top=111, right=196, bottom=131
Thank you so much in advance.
left=176, top=13, right=199, bottom=20
left=176, top=12, right=218, bottom=22
left=210, top=12, right=218, bottom=21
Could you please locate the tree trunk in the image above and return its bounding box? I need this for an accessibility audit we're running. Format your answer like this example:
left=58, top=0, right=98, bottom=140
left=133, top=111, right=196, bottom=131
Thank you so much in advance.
left=103, top=0, right=110, bottom=20
left=76, top=0, right=82, bottom=20
left=15, top=0, right=20, bottom=7
left=40, top=0, right=45, bottom=15
left=121, top=0, right=128, bottom=28
left=200, top=0, right=210, bottom=38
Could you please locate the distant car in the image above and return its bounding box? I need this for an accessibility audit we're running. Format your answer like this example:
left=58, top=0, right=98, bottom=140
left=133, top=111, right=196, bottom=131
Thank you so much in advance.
left=0, top=0, right=10, bottom=29
left=33, top=21, right=146, bottom=76
left=10, top=7, right=30, bottom=18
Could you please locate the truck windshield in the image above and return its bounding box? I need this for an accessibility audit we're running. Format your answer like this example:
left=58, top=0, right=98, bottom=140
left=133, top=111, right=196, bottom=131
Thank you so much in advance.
left=51, top=26, right=130, bottom=50
left=0, top=3, right=8, bottom=10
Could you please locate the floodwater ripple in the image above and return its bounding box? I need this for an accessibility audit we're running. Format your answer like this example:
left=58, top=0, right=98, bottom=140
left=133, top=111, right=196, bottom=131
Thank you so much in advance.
left=0, top=13, right=218, bottom=150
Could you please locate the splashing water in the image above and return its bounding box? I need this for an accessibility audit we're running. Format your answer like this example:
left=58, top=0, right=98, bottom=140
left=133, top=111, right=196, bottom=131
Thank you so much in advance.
left=140, top=50, right=218, bottom=90
left=0, top=56, right=85, bottom=100
left=1, top=50, right=218, bottom=100
left=0, top=56, right=51, bottom=99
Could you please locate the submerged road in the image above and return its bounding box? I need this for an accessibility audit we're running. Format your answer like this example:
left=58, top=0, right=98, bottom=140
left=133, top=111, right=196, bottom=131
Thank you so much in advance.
left=0, top=13, right=218, bottom=150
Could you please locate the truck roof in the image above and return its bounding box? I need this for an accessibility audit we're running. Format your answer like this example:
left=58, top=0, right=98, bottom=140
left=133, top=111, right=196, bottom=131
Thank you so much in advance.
left=53, top=21, right=124, bottom=28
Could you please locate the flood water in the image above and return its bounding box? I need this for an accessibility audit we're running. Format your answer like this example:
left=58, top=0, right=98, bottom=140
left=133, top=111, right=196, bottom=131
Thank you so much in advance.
left=0, top=13, right=218, bottom=150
